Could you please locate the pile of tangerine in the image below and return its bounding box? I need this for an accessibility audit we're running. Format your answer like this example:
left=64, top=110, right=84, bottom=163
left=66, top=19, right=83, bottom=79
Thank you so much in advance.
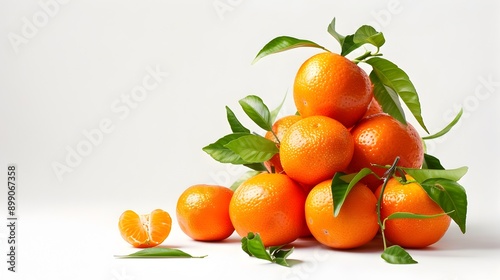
left=118, top=51, right=450, bottom=250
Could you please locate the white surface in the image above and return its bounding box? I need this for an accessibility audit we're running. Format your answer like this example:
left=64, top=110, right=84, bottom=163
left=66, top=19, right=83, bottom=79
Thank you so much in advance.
left=1, top=0, right=499, bottom=279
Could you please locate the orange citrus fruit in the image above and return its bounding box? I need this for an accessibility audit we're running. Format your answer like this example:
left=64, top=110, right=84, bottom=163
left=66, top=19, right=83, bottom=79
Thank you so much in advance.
left=347, top=113, right=424, bottom=191
left=176, top=184, right=234, bottom=241
left=264, top=115, right=302, bottom=173
left=375, top=175, right=451, bottom=248
left=229, top=173, right=306, bottom=246
left=305, top=180, right=378, bottom=249
left=280, top=115, right=354, bottom=186
left=362, top=97, right=384, bottom=119
left=118, top=209, right=172, bottom=248
left=293, top=52, right=372, bottom=128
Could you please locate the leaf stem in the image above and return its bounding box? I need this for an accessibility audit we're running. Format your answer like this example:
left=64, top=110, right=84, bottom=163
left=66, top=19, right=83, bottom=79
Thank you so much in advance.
left=352, top=50, right=382, bottom=64
left=270, top=130, right=281, bottom=145
left=377, top=156, right=400, bottom=250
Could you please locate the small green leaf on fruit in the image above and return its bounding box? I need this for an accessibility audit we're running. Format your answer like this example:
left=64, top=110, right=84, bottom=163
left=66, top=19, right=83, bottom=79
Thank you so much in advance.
left=331, top=169, right=374, bottom=217
left=224, top=134, right=278, bottom=163
left=327, top=18, right=362, bottom=56
left=370, top=71, right=407, bottom=125
left=422, top=108, right=463, bottom=140
left=420, top=178, right=468, bottom=233
left=402, top=166, right=468, bottom=183
left=422, top=153, right=445, bottom=170
left=353, top=25, right=385, bottom=49
left=202, top=133, right=251, bottom=164
left=115, top=248, right=206, bottom=258
left=253, top=36, right=327, bottom=64
left=381, top=245, right=418, bottom=264
left=365, top=57, right=428, bottom=133
left=226, top=106, right=250, bottom=133
left=239, top=95, right=273, bottom=131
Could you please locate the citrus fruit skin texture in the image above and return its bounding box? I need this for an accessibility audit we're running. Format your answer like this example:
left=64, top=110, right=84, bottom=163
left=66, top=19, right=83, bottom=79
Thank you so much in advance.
left=280, top=115, right=354, bottom=186
left=264, top=115, right=302, bottom=174
left=362, top=97, right=383, bottom=119
left=229, top=173, right=307, bottom=247
left=347, top=113, right=424, bottom=191
left=176, top=184, right=234, bottom=241
left=118, top=209, right=172, bottom=248
left=293, top=52, right=372, bottom=128
left=375, top=176, right=451, bottom=248
left=305, top=180, right=378, bottom=249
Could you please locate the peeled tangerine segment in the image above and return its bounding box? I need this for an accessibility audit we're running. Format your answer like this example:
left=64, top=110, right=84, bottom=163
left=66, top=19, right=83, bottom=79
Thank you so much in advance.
left=119, top=209, right=172, bottom=248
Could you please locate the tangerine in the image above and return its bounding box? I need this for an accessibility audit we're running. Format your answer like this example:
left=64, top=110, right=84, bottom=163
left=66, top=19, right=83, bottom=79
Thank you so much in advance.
left=264, top=115, right=302, bottom=173
left=176, top=184, right=234, bottom=241
left=229, top=173, right=306, bottom=246
left=347, top=114, right=424, bottom=191
left=293, top=52, right=372, bottom=128
left=280, top=115, right=354, bottom=186
left=118, top=209, right=172, bottom=248
left=305, top=180, right=378, bottom=249
left=362, top=97, right=384, bottom=119
left=375, top=175, right=451, bottom=248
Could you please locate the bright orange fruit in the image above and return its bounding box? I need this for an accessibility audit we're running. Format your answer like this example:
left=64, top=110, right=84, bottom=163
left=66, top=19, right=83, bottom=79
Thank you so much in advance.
left=375, top=175, right=451, bottom=248
left=264, top=115, right=302, bottom=174
left=305, top=180, right=378, bottom=249
left=176, top=184, right=234, bottom=241
left=293, top=52, right=372, bottom=128
left=280, top=115, right=354, bottom=186
left=229, top=173, right=306, bottom=247
left=118, top=209, right=172, bottom=248
left=347, top=113, right=424, bottom=191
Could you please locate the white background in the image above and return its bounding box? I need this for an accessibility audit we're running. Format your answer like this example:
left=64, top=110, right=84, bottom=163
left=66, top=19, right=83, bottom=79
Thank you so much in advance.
left=1, top=0, right=499, bottom=279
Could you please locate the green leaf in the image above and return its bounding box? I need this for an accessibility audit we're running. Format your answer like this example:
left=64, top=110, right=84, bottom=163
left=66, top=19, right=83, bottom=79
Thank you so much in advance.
left=422, top=153, right=445, bottom=170
left=370, top=71, right=407, bottom=125
left=242, top=233, right=273, bottom=262
left=253, top=36, right=327, bottom=64
left=244, top=163, right=269, bottom=172
left=226, top=106, right=250, bottom=133
left=202, top=133, right=251, bottom=164
left=422, top=108, right=463, bottom=140
left=327, top=18, right=362, bottom=56
left=420, top=178, right=468, bottom=233
left=402, top=166, right=468, bottom=183
left=230, top=170, right=261, bottom=191
left=327, top=18, right=345, bottom=45
left=353, top=25, right=385, bottom=49
left=270, top=91, right=288, bottom=124
left=239, top=95, right=273, bottom=131
left=115, top=248, right=206, bottom=258
left=273, top=248, right=294, bottom=267
left=331, top=169, right=374, bottom=217
left=365, top=57, right=429, bottom=133
left=241, top=233, right=294, bottom=267
left=225, top=134, right=278, bottom=163
left=241, top=233, right=251, bottom=256
left=381, top=245, right=418, bottom=264
left=386, top=211, right=452, bottom=221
